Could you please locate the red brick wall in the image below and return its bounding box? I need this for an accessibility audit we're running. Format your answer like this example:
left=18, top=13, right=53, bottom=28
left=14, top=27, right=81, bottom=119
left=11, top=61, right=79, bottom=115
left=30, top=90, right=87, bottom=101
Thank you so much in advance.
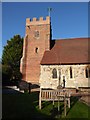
left=20, top=16, right=51, bottom=84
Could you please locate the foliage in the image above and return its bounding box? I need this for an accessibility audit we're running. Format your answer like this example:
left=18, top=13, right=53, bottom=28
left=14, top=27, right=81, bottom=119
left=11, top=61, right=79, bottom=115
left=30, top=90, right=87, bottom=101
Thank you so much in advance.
left=2, top=35, right=23, bottom=81
left=2, top=64, right=11, bottom=80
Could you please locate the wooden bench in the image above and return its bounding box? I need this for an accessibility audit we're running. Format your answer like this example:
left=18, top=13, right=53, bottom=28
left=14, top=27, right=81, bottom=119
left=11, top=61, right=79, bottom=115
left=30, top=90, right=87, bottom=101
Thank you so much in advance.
left=39, top=88, right=71, bottom=116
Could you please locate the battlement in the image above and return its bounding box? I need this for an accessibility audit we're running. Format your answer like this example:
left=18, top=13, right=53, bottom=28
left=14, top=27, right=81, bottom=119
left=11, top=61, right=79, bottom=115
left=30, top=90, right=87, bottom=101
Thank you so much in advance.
left=26, top=16, right=50, bottom=26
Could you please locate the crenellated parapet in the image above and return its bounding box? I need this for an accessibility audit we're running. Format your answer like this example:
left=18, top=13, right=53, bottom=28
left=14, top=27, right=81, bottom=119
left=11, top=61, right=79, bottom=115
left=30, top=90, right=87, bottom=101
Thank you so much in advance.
left=26, top=16, right=50, bottom=26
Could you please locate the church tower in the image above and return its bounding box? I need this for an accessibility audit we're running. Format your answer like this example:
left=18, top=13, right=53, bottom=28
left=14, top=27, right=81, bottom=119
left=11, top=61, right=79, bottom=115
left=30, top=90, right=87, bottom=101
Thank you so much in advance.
left=20, top=16, right=51, bottom=84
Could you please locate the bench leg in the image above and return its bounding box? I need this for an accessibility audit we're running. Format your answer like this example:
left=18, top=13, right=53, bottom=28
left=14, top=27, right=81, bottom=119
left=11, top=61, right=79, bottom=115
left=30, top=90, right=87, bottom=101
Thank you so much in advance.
left=53, top=99, right=54, bottom=106
left=64, top=98, right=66, bottom=116
left=68, top=98, right=70, bottom=108
left=58, top=99, right=60, bottom=111
left=39, top=100, right=41, bottom=109
left=39, top=89, right=41, bottom=109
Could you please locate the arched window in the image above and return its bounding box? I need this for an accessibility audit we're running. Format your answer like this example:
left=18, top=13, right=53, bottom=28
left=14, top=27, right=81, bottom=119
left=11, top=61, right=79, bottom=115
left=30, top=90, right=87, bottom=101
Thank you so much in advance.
left=85, top=67, right=90, bottom=78
left=70, top=67, right=72, bottom=78
left=52, top=68, right=57, bottom=79
left=35, top=47, right=38, bottom=53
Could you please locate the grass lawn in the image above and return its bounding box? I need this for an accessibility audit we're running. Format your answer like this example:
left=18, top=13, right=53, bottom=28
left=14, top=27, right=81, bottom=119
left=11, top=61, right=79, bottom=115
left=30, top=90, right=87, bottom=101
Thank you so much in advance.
left=2, top=88, right=90, bottom=120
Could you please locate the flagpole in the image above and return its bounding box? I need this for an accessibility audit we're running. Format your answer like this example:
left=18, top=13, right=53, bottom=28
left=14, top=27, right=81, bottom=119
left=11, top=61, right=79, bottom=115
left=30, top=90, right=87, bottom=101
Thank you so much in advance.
left=47, top=7, right=52, bottom=17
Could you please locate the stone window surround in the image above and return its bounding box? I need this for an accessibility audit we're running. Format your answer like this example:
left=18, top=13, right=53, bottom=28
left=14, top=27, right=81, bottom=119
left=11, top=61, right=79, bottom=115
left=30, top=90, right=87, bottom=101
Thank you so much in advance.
left=85, top=66, right=90, bottom=78
left=52, top=68, right=57, bottom=79
left=70, top=67, right=73, bottom=78
left=34, top=30, right=40, bottom=39
left=35, top=47, right=39, bottom=54
left=69, top=67, right=74, bottom=80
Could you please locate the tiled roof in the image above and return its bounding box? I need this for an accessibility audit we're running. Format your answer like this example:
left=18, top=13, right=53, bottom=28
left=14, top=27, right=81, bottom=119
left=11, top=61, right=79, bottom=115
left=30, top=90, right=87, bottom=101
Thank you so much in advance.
left=41, top=38, right=90, bottom=65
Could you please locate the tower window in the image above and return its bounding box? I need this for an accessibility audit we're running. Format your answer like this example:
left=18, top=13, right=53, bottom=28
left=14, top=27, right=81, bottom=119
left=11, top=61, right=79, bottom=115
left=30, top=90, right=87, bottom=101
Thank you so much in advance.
left=85, top=67, right=90, bottom=78
left=35, top=47, right=38, bottom=53
left=52, top=68, right=57, bottom=79
left=27, top=25, right=30, bottom=29
left=70, top=67, right=73, bottom=78
left=34, top=31, right=39, bottom=38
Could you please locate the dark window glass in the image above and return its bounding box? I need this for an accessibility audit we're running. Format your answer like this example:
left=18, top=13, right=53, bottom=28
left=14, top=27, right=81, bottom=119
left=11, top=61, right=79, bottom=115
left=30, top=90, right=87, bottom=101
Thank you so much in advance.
left=85, top=67, right=90, bottom=78
left=35, top=47, right=38, bottom=53
left=52, top=68, right=57, bottom=78
left=70, top=67, right=72, bottom=78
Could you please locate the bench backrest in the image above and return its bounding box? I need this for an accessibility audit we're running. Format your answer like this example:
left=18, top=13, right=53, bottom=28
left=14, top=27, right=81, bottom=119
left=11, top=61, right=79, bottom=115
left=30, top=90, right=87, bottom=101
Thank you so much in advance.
left=40, top=89, right=71, bottom=101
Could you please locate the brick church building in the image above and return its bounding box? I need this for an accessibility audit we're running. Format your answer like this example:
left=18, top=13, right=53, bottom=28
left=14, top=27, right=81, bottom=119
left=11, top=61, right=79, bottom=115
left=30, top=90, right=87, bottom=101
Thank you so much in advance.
left=20, top=16, right=90, bottom=89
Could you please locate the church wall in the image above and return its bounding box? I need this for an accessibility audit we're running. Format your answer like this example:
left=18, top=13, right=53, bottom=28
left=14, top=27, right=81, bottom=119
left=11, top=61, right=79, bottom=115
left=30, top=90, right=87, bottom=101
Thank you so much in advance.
left=39, top=64, right=90, bottom=89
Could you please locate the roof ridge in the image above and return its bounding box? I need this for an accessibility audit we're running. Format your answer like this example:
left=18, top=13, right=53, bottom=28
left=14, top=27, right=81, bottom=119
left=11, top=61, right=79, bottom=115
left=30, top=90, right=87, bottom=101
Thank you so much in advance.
left=53, top=37, right=89, bottom=41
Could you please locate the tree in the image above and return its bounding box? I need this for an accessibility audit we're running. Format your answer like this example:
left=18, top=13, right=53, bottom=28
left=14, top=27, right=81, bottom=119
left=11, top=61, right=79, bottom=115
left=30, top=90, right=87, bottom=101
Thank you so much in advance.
left=2, top=35, right=23, bottom=82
